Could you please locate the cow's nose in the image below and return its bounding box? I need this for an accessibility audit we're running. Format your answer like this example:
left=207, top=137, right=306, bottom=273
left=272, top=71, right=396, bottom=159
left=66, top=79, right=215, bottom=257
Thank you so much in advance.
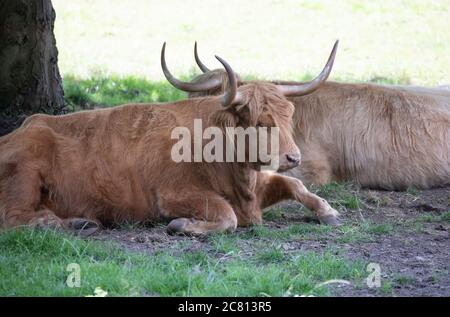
left=286, top=153, right=301, bottom=165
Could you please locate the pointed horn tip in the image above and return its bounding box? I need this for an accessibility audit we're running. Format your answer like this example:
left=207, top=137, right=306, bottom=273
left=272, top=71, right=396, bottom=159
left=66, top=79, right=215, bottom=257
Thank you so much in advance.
left=332, top=40, right=339, bottom=51
left=194, top=42, right=211, bottom=73
left=215, top=55, right=225, bottom=66
left=327, top=40, right=339, bottom=62
left=215, top=55, right=229, bottom=66
left=215, top=55, right=235, bottom=72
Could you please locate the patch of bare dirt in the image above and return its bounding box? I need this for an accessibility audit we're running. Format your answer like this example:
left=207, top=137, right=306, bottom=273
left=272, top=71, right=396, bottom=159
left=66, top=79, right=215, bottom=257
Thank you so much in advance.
left=91, top=186, right=449, bottom=297
left=336, top=232, right=450, bottom=296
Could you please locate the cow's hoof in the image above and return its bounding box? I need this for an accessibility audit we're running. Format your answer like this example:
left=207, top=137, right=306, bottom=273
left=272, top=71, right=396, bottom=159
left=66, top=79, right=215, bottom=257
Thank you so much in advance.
left=65, top=218, right=99, bottom=237
left=319, top=215, right=342, bottom=226
left=167, top=218, right=190, bottom=235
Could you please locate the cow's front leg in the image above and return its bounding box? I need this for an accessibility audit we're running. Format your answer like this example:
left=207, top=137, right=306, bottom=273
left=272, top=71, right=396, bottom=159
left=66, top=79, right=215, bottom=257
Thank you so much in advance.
left=256, top=172, right=340, bottom=225
left=158, top=191, right=237, bottom=235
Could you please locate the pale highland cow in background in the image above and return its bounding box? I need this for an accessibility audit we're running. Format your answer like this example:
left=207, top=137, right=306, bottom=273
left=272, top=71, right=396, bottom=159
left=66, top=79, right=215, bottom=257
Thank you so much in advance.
left=188, top=42, right=450, bottom=190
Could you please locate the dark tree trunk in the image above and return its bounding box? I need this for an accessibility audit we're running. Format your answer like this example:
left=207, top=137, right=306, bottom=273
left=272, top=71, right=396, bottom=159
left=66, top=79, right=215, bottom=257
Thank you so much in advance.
left=0, top=0, right=64, bottom=136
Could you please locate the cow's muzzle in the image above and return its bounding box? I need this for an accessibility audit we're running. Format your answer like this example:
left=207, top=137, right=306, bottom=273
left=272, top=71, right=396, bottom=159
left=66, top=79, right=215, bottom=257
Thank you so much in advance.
left=277, top=153, right=301, bottom=172
left=286, top=153, right=301, bottom=166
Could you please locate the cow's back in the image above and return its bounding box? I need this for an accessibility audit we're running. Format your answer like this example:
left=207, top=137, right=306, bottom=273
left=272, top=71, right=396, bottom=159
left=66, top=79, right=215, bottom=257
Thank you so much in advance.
left=0, top=104, right=181, bottom=223
left=289, top=82, right=450, bottom=190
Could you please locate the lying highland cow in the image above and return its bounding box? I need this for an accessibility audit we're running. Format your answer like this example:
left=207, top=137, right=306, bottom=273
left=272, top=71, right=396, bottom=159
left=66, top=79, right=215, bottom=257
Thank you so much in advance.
left=191, top=42, right=450, bottom=190
left=0, top=43, right=340, bottom=236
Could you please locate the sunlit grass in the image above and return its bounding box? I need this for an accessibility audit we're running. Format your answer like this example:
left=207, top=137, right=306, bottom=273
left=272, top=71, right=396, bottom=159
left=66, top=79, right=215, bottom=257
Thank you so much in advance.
left=53, top=0, right=449, bottom=85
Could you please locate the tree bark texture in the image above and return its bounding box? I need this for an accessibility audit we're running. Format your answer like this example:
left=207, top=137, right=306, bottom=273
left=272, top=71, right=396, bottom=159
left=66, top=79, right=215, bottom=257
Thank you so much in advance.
left=0, top=0, right=64, bottom=136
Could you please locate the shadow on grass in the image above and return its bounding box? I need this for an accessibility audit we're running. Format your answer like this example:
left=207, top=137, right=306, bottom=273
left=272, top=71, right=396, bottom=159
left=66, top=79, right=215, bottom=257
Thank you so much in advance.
left=63, top=73, right=412, bottom=112
left=63, top=74, right=187, bottom=111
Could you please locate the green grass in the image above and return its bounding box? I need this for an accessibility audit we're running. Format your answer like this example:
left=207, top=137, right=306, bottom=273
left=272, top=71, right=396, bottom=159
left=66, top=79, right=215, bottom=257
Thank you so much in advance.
left=362, top=223, right=394, bottom=235
left=405, top=211, right=450, bottom=229
left=214, top=218, right=391, bottom=247
left=379, top=281, right=393, bottom=296
left=239, top=223, right=333, bottom=241
left=392, top=274, right=417, bottom=286
left=313, top=182, right=361, bottom=211
left=263, top=208, right=285, bottom=221
left=256, top=246, right=285, bottom=264
left=406, top=186, right=420, bottom=196
left=209, top=233, right=240, bottom=254
left=335, top=226, right=372, bottom=244
left=440, top=211, right=450, bottom=222
left=53, top=0, right=450, bottom=85
left=63, top=75, right=186, bottom=110
left=0, top=228, right=366, bottom=296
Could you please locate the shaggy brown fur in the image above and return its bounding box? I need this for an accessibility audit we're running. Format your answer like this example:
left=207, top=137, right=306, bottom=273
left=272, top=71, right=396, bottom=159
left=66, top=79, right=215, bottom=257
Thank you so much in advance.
left=0, top=81, right=339, bottom=235
left=288, top=82, right=450, bottom=190
left=188, top=71, right=450, bottom=190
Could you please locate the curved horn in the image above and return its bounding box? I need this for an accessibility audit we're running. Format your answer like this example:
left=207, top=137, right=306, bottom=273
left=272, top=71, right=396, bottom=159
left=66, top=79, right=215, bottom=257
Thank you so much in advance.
left=161, top=42, right=221, bottom=92
left=215, top=55, right=241, bottom=107
left=276, top=40, right=339, bottom=97
left=194, top=42, right=211, bottom=73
